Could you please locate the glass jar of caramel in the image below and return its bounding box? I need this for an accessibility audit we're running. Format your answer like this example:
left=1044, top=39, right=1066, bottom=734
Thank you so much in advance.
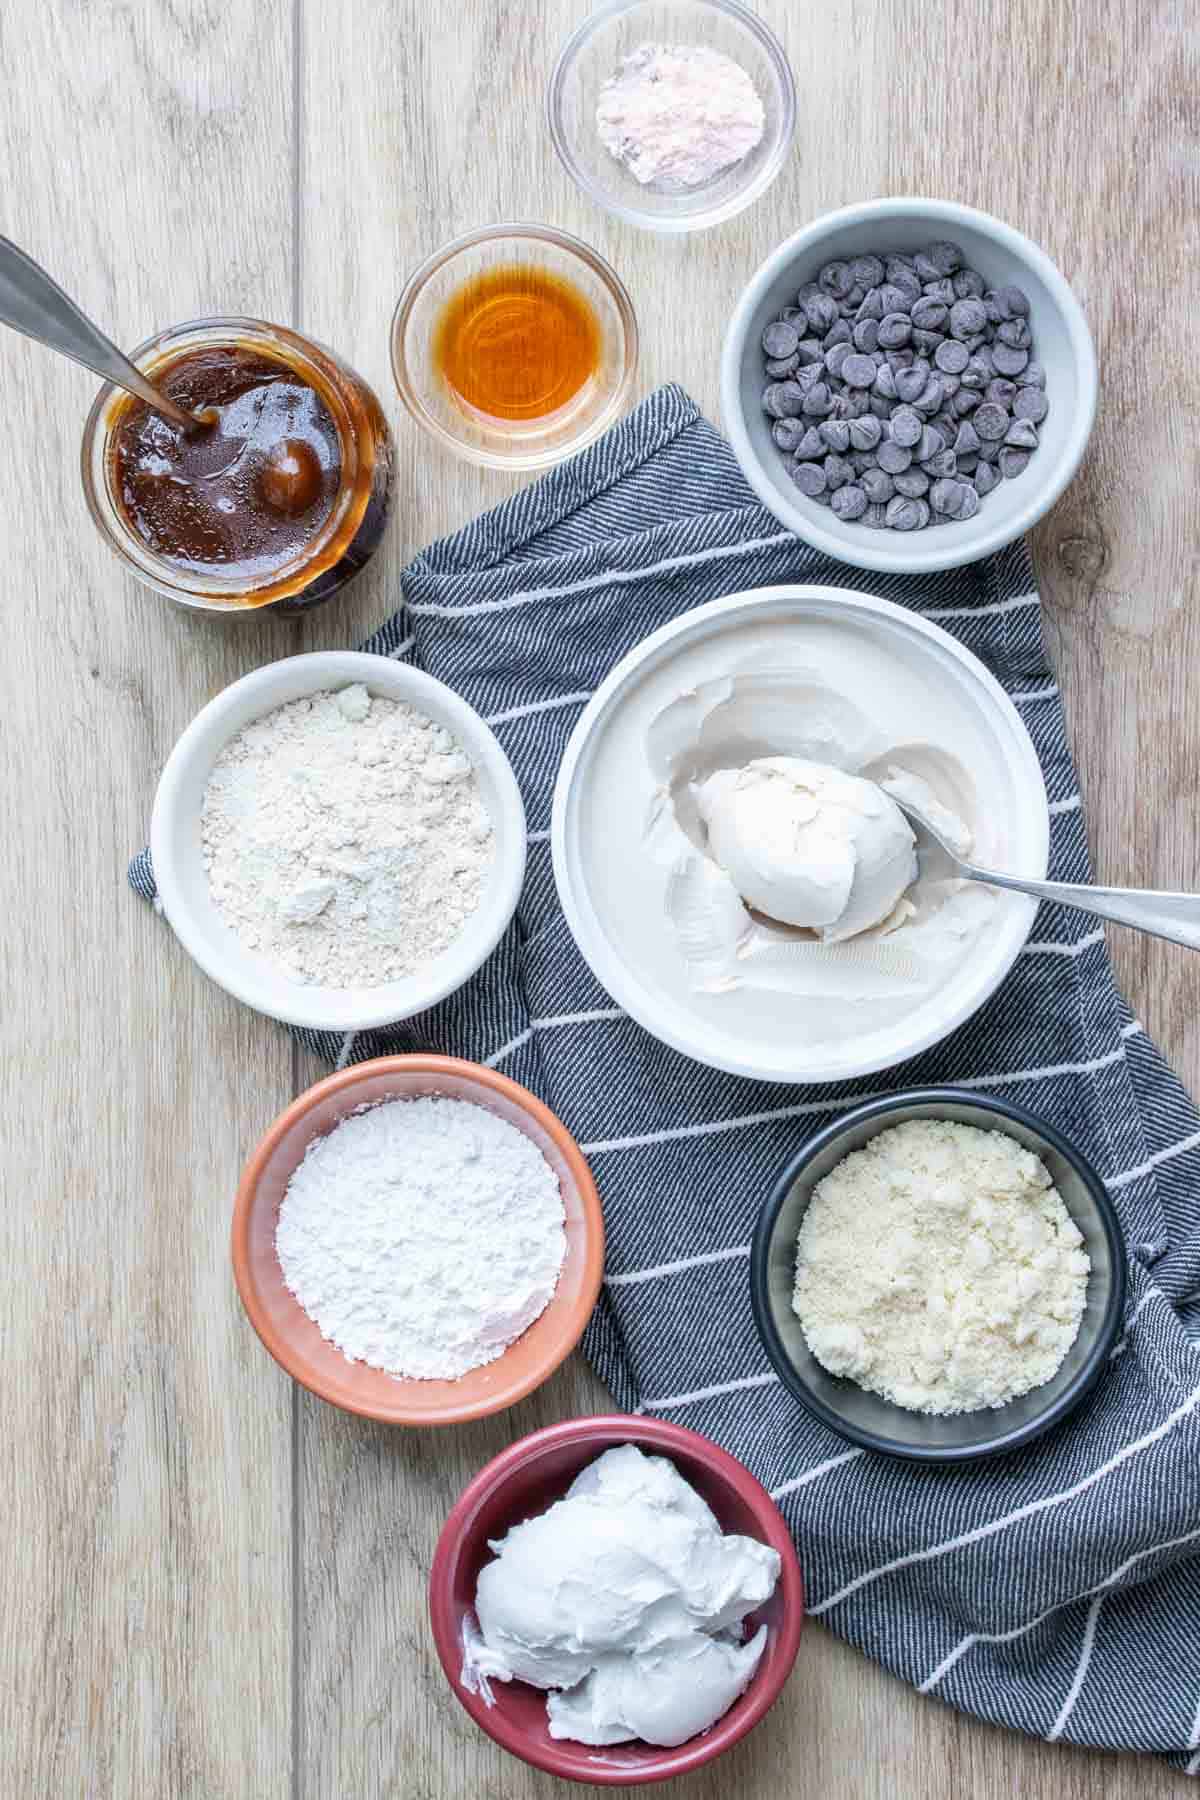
left=81, top=316, right=392, bottom=613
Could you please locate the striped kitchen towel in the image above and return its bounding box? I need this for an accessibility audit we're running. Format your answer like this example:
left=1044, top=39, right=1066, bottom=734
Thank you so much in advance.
left=131, top=384, right=1200, bottom=1770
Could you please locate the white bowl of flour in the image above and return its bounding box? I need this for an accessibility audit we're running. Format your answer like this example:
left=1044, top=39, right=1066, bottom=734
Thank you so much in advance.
left=151, top=652, right=526, bottom=1030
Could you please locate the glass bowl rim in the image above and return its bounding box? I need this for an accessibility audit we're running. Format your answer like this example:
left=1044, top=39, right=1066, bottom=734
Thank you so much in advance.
left=545, top=0, right=798, bottom=235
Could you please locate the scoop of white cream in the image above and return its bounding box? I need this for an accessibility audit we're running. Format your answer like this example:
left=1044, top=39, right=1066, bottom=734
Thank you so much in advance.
left=461, top=1444, right=780, bottom=1747
left=694, top=757, right=917, bottom=941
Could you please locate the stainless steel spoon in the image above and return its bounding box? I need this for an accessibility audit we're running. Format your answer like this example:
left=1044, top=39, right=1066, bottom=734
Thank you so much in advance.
left=0, top=234, right=200, bottom=431
left=892, top=798, right=1200, bottom=951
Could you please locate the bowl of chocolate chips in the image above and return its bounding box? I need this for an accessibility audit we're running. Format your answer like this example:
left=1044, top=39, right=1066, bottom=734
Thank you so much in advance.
left=721, top=198, right=1097, bottom=574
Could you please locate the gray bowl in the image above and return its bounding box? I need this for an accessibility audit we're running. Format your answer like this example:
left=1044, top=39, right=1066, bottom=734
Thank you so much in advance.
left=750, top=1090, right=1127, bottom=1462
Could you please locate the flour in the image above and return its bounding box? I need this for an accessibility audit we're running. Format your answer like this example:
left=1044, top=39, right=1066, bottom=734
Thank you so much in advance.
left=200, top=685, right=494, bottom=988
left=792, top=1120, right=1090, bottom=1414
left=276, top=1096, right=567, bottom=1380
left=595, top=43, right=765, bottom=191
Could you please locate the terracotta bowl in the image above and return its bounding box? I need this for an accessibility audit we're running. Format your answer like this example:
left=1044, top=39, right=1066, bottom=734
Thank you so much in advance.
left=232, top=1055, right=605, bottom=1425
left=429, top=1415, right=805, bottom=1785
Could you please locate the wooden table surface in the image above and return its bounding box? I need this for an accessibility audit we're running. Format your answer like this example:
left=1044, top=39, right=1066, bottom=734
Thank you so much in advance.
left=2, top=1, right=1196, bottom=1793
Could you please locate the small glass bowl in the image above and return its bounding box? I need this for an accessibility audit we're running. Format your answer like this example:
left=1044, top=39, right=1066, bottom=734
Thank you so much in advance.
left=548, top=0, right=796, bottom=234
left=390, top=223, right=638, bottom=471
left=82, top=317, right=393, bottom=615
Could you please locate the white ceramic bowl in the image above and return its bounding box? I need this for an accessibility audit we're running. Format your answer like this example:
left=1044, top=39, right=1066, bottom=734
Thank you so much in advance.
left=547, top=0, right=796, bottom=234
left=151, top=653, right=527, bottom=1031
left=552, top=585, right=1048, bottom=1084
left=721, top=198, right=1098, bottom=574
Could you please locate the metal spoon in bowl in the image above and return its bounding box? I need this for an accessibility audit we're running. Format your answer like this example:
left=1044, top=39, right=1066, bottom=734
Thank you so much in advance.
left=0, top=234, right=202, bottom=432
left=892, top=797, right=1200, bottom=952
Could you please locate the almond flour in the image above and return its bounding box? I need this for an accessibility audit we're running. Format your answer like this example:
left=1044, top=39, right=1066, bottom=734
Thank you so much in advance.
left=792, top=1119, right=1090, bottom=1414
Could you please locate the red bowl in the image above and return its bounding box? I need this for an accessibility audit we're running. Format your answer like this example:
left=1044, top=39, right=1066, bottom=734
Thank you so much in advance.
left=429, top=1415, right=804, bottom=1785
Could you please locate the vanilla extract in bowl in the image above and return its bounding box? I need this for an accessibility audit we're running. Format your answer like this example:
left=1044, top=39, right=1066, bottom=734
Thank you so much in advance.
left=433, top=263, right=601, bottom=426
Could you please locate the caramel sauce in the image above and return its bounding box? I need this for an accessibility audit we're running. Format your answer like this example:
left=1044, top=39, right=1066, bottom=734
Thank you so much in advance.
left=433, top=265, right=600, bottom=422
left=111, top=347, right=340, bottom=580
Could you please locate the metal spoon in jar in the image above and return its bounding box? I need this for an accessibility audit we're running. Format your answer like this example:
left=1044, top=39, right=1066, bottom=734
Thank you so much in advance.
left=892, top=797, right=1200, bottom=951
left=0, top=234, right=202, bottom=432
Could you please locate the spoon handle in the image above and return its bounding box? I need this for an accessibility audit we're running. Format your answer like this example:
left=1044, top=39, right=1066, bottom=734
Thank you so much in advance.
left=970, top=867, right=1200, bottom=951
left=0, top=235, right=195, bottom=429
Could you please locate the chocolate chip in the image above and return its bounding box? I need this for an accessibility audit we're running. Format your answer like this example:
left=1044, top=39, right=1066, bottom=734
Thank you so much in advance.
left=1005, top=418, right=1039, bottom=449
left=992, top=342, right=1030, bottom=377
left=974, top=460, right=1000, bottom=495
left=873, top=363, right=898, bottom=398
left=796, top=338, right=825, bottom=366
left=913, top=376, right=944, bottom=415
left=852, top=255, right=885, bottom=289
left=795, top=425, right=825, bottom=459
left=950, top=298, right=988, bottom=339
left=934, top=339, right=969, bottom=375
left=998, top=283, right=1031, bottom=318
left=831, top=483, right=868, bottom=519
left=842, top=352, right=878, bottom=388
left=1014, top=387, right=1048, bottom=423
left=853, top=318, right=880, bottom=354
left=997, top=317, right=1033, bottom=350
left=878, top=312, right=913, bottom=349
left=765, top=353, right=800, bottom=378
left=763, top=381, right=805, bottom=418
left=791, top=461, right=827, bottom=496
left=917, top=425, right=946, bottom=462
left=889, top=405, right=923, bottom=447
left=999, top=447, right=1031, bottom=479
left=986, top=378, right=1017, bottom=409
left=819, top=419, right=851, bottom=452
left=762, top=321, right=799, bottom=359
left=849, top=414, right=883, bottom=452
left=922, top=448, right=958, bottom=479
left=861, top=467, right=895, bottom=503
left=925, top=240, right=964, bottom=274
left=824, top=453, right=854, bottom=489
left=863, top=502, right=889, bottom=527
left=801, top=382, right=834, bottom=417
left=823, top=318, right=852, bottom=349
left=974, top=401, right=1009, bottom=440
left=952, top=268, right=985, bottom=300
left=856, top=286, right=884, bottom=322
left=819, top=260, right=855, bottom=299
left=825, top=342, right=852, bottom=380
left=930, top=476, right=968, bottom=515
left=772, top=418, right=806, bottom=451
left=911, top=296, right=949, bottom=331
left=894, top=469, right=930, bottom=497
left=877, top=439, right=913, bottom=474
left=886, top=495, right=931, bottom=530
left=954, top=420, right=981, bottom=456
left=805, top=293, right=839, bottom=334
left=953, top=387, right=982, bottom=414
left=1016, top=360, right=1046, bottom=388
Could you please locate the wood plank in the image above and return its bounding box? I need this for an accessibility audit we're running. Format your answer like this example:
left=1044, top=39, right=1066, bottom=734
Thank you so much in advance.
left=0, top=3, right=298, bottom=1793
left=292, top=0, right=1197, bottom=1795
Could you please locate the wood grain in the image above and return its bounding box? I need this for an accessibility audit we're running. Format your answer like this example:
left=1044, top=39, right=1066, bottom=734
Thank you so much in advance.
left=0, top=3, right=297, bottom=1795
left=0, top=0, right=1196, bottom=1794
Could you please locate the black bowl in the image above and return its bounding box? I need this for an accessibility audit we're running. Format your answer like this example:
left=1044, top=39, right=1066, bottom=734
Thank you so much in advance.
left=750, top=1089, right=1127, bottom=1463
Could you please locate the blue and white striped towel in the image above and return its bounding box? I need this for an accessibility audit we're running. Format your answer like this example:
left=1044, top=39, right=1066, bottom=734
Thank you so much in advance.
left=131, top=385, right=1200, bottom=1770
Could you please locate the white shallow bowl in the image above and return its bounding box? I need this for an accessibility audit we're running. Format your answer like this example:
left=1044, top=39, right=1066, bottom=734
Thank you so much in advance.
left=721, top=198, right=1098, bottom=574
left=547, top=0, right=796, bottom=234
left=151, top=653, right=527, bottom=1031
left=552, top=585, right=1048, bottom=1085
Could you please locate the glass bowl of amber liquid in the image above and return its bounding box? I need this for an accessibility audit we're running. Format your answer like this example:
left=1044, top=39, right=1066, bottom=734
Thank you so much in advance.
left=81, top=317, right=393, bottom=614
left=390, top=223, right=638, bottom=471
